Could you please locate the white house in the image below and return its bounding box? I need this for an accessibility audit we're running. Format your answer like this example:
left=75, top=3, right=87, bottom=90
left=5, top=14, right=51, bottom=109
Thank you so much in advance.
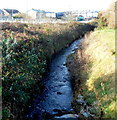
left=27, top=9, right=46, bottom=19
left=45, top=12, right=56, bottom=18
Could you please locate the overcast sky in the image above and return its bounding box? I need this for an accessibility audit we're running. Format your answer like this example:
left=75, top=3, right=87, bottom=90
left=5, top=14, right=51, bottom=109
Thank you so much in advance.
left=0, top=0, right=115, bottom=12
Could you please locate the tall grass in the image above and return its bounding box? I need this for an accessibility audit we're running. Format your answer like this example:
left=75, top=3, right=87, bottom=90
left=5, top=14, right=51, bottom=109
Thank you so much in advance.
left=67, top=28, right=115, bottom=118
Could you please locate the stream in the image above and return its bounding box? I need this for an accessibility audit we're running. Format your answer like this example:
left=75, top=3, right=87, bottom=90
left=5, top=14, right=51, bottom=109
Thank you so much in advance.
left=26, top=39, right=82, bottom=120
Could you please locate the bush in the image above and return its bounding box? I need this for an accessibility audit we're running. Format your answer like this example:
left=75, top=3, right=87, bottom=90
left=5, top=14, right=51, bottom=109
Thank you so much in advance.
left=98, top=11, right=108, bottom=28
left=98, top=1, right=117, bottom=29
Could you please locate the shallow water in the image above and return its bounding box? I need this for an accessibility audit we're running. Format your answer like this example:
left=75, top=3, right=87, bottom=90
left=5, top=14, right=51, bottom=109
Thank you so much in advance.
left=26, top=39, right=82, bottom=119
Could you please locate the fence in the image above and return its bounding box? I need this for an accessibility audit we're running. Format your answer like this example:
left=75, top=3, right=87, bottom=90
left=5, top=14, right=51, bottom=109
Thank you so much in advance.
left=0, top=17, right=68, bottom=24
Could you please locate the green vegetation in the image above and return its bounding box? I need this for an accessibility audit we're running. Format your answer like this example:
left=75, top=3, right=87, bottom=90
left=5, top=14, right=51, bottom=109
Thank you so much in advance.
left=2, top=22, right=94, bottom=119
left=0, top=87, right=2, bottom=96
left=67, top=27, right=115, bottom=118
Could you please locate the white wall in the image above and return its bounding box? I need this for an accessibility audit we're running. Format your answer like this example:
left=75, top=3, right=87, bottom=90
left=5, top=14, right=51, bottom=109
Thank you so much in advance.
left=46, top=13, right=56, bottom=18
left=27, top=10, right=37, bottom=19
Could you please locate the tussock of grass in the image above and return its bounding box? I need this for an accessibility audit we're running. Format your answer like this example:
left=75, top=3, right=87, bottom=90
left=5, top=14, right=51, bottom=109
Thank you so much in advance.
left=67, top=28, right=115, bottom=118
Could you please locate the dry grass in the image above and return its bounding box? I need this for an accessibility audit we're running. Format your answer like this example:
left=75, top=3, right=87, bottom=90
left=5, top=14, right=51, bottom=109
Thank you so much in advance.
left=67, top=28, right=116, bottom=118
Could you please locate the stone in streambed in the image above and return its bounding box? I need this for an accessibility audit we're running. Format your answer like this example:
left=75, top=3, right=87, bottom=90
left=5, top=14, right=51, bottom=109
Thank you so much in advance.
left=54, top=114, right=78, bottom=119
left=76, top=94, right=85, bottom=105
left=57, top=92, right=62, bottom=95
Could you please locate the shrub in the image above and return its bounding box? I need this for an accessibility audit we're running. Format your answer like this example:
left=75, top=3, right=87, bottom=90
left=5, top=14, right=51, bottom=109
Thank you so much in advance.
left=98, top=1, right=117, bottom=29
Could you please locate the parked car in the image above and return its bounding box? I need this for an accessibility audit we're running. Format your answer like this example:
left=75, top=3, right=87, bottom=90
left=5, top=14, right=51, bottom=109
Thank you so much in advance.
left=76, top=15, right=85, bottom=21
left=56, top=12, right=65, bottom=19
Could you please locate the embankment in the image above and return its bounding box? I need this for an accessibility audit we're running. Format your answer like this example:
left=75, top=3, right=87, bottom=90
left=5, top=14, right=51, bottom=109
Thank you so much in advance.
left=67, top=28, right=115, bottom=118
left=2, top=22, right=95, bottom=119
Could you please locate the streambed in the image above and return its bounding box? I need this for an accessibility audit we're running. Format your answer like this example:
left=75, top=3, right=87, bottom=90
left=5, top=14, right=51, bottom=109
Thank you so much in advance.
left=26, top=39, right=82, bottom=119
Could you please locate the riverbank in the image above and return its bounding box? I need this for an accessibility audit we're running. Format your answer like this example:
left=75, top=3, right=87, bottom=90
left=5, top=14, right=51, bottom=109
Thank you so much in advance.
left=2, top=22, right=95, bottom=119
left=67, top=28, right=115, bottom=118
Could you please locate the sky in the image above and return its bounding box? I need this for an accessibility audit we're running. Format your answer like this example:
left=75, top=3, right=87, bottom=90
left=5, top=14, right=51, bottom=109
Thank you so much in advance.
left=0, top=0, right=116, bottom=12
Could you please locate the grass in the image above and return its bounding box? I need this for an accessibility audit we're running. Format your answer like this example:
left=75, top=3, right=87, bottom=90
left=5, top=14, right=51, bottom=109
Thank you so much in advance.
left=67, top=28, right=116, bottom=118
left=0, top=87, right=1, bottom=96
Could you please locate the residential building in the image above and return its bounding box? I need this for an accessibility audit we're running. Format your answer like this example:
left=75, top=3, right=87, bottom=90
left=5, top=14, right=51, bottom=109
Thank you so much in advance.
left=0, top=9, right=4, bottom=17
left=3, top=9, right=20, bottom=17
left=27, top=9, right=46, bottom=19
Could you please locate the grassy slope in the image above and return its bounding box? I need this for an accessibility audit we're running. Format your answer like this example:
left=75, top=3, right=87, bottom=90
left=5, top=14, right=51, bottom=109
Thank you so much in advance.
left=67, top=28, right=115, bottom=118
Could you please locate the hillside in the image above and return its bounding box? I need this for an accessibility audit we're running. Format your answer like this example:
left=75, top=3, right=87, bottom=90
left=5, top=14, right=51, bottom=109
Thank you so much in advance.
left=67, top=28, right=115, bottom=118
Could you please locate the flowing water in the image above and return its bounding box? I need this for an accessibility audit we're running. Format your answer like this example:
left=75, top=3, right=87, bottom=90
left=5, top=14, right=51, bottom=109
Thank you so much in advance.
left=26, top=39, right=82, bottom=120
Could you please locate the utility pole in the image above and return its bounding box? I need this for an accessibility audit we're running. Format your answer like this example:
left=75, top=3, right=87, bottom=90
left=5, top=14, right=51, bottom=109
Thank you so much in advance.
left=92, top=10, right=94, bottom=17
left=12, top=9, right=13, bottom=21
